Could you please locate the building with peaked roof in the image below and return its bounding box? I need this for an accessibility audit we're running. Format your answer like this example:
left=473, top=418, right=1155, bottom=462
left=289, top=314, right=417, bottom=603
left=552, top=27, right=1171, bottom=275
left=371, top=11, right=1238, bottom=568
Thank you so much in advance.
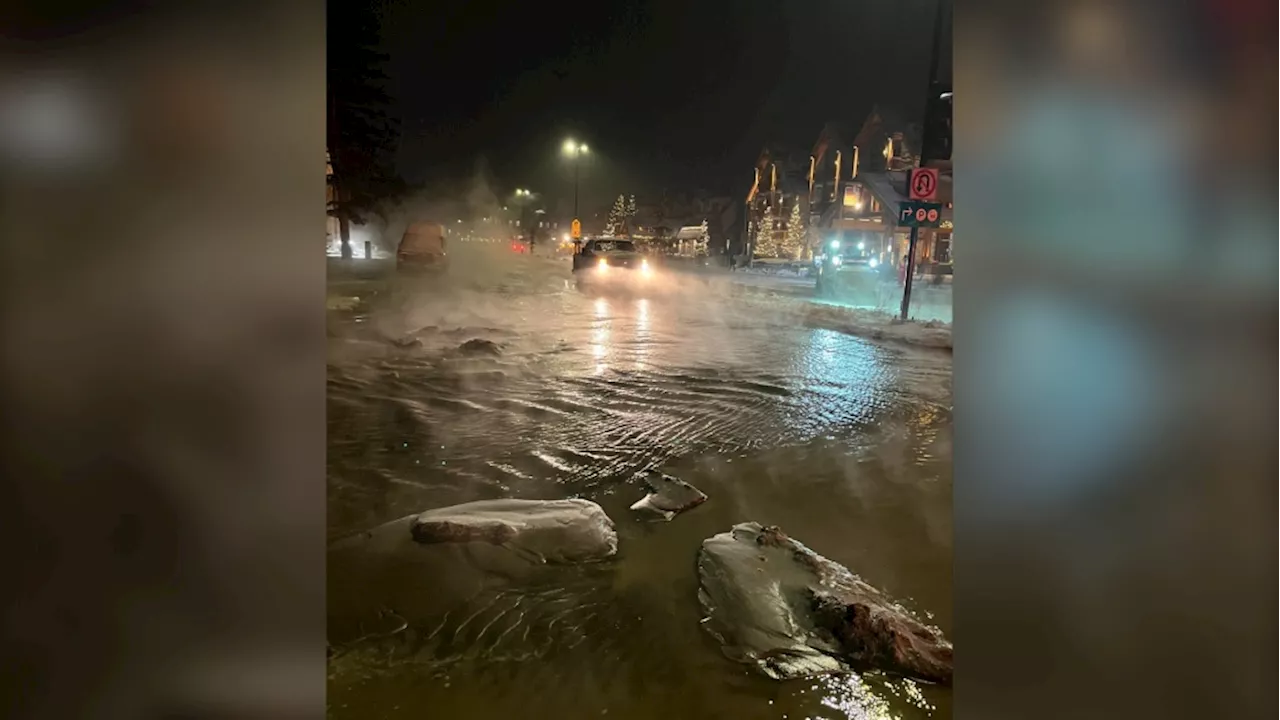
left=741, top=143, right=815, bottom=260
left=736, top=105, right=952, bottom=267
left=800, top=107, right=953, bottom=272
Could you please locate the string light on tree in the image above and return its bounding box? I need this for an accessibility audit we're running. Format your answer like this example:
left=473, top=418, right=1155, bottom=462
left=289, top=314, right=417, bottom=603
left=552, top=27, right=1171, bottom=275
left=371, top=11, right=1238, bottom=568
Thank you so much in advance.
left=606, top=194, right=627, bottom=236
left=784, top=199, right=805, bottom=260
left=757, top=202, right=778, bottom=258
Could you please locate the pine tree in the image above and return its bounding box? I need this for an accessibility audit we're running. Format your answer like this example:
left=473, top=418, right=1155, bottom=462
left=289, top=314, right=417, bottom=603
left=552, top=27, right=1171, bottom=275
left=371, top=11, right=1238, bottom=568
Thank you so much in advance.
left=606, top=194, right=627, bottom=235
left=753, top=205, right=767, bottom=258
left=756, top=203, right=778, bottom=257
left=328, top=0, right=406, bottom=258
left=626, top=195, right=637, bottom=225
left=784, top=200, right=805, bottom=259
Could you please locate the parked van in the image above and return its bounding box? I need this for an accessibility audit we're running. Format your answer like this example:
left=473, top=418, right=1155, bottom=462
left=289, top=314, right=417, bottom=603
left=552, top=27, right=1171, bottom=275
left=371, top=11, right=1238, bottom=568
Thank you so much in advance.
left=397, top=222, right=449, bottom=271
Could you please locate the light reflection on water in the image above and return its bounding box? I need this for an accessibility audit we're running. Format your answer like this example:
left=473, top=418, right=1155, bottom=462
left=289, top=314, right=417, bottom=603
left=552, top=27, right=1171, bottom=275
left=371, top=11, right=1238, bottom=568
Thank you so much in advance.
left=591, top=296, right=610, bottom=374
left=777, top=674, right=938, bottom=720
left=634, top=298, right=651, bottom=370
left=800, top=328, right=885, bottom=389
left=816, top=673, right=898, bottom=719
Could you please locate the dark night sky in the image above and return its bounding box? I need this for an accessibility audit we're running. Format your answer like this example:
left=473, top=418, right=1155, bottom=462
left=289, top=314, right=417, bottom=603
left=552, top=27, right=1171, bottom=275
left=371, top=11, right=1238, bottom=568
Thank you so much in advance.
left=377, top=0, right=949, bottom=213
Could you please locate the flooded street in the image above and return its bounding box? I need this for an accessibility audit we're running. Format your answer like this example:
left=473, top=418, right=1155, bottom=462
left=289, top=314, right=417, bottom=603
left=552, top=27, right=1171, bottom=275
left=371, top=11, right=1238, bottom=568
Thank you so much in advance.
left=327, top=243, right=952, bottom=719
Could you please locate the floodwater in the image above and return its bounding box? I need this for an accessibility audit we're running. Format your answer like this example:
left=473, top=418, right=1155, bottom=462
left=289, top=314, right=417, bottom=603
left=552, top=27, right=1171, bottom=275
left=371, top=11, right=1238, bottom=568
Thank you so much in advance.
left=327, top=243, right=952, bottom=720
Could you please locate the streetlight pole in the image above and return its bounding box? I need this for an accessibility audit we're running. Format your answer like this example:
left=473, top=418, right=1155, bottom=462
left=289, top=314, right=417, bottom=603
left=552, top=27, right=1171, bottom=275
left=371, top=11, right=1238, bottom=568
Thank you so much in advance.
left=562, top=139, right=589, bottom=228
left=515, top=188, right=539, bottom=251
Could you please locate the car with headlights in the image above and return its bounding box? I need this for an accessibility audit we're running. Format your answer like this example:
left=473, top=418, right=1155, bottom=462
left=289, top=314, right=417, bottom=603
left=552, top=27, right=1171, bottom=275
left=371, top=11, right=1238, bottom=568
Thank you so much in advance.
left=571, top=238, right=655, bottom=289
left=814, top=238, right=885, bottom=297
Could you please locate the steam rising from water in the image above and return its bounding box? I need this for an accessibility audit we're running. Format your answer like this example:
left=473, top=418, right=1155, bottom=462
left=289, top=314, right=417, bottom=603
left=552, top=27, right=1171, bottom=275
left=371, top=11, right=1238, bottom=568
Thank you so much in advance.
left=337, top=161, right=517, bottom=258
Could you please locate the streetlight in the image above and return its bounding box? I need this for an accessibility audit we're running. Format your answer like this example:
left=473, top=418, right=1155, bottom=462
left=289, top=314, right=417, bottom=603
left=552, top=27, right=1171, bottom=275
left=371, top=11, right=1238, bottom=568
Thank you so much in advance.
left=563, top=140, right=589, bottom=155
left=562, top=139, right=589, bottom=218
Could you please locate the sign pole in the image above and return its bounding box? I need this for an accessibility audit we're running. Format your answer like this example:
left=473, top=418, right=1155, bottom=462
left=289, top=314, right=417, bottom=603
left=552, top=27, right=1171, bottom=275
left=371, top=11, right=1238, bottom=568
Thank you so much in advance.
left=900, top=225, right=919, bottom=320
left=900, top=166, right=941, bottom=320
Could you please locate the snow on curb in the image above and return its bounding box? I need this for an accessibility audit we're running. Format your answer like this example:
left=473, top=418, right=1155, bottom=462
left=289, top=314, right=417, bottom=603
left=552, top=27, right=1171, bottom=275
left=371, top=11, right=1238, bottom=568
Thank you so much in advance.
left=732, top=283, right=952, bottom=350
left=803, top=303, right=952, bottom=350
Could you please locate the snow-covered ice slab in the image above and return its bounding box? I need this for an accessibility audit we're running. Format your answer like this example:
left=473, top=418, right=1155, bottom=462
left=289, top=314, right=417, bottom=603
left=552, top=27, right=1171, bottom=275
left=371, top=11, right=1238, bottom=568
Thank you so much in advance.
left=409, top=498, right=618, bottom=564
left=697, top=522, right=952, bottom=684
left=630, top=471, right=707, bottom=521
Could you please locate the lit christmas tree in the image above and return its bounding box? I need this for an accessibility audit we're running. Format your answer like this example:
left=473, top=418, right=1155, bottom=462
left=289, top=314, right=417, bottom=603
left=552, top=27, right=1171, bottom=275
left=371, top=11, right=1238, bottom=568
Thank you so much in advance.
left=606, top=194, right=627, bottom=235
left=783, top=200, right=805, bottom=259
left=756, top=203, right=778, bottom=257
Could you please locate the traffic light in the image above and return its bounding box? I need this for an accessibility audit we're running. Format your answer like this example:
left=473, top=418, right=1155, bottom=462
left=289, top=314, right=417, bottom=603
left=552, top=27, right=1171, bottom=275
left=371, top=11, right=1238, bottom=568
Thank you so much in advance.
left=920, top=82, right=952, bottom=164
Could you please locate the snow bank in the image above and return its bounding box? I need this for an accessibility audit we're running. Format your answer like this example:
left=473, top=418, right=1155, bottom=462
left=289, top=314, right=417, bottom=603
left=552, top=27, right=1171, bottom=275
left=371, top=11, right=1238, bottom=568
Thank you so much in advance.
left=802, top=303, right=952, bottom=350
left=732, top=283, right=952, bottom=350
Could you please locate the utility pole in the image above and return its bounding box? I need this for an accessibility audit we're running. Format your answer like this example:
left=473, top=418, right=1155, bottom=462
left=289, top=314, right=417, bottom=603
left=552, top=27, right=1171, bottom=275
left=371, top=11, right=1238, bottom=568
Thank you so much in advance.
left=901, top=0, right=949, bottom=320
